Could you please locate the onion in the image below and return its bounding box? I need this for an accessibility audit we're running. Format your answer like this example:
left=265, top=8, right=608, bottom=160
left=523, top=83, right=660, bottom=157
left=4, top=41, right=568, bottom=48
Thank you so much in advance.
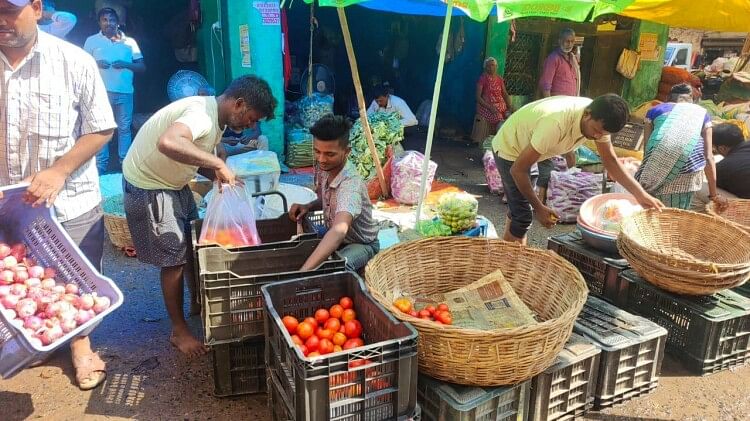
left=60, top=316, right=77, bottom=333
left=16, top=298, right=37, bottom=318
left=9, top=284, right=27, bottom=297
left=44, top=302, right=61, bottom=318
left=0, top=270, right=14, bottom=285
left=0, top=285, right=10, bottom=297
left=24, top=277, right=41, bottom=288
left=65, top=284, right=79, bottom=295
left=40, top=278, right=56, bottom=290
left=26, top=286, right=44, bottom=299
left=43, top=268, right=56, bottom=279
left=9, top=244, right=26, bottom=261
left=92, top=296, right=111, bottom=314
left=74, top=309, right=93, bottom=324
left=62, top=293, right=78, bottom=305
left=78, top=294, right=94, bottom=311
left=0, top=243, right=10, bottom=258
left=39, top=325, right=63, bottom=345
left=24, top=315, right=43, bottom=331
left=28, top=266, right=44, bottom=279
left=14, top=269, right=28, bottom=284
left=3, top=308, right=17, bottom=319
left=51, top=285, right=65, bottom=295
left=3, top=256, right=17, bottom=269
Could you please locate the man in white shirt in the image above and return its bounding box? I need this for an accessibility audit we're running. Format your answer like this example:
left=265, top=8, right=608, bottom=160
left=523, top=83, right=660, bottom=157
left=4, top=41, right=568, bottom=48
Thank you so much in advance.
left=37, top=0, right=76, bottom=39
left=84, top=7, right=145, bottom=174
left=367, top=84, right=418, bottom=128
left=0, top=0, right=117, bottom=390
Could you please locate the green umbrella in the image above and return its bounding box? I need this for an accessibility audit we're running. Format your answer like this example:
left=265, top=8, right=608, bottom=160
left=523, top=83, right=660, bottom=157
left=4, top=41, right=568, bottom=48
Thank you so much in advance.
left=298, top=0, right=635, bottom=226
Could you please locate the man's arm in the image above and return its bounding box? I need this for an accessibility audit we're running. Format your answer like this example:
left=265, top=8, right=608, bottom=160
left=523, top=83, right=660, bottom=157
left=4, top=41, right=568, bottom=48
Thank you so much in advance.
left=300, top=211, right=352, bottom=271
left=396, top=99, right=418, bottom=127
left=538, top=55, right=556, bottom=98
left=25, top=130, right=113, bottom=207
left=367, top=100, right=378, bottom=114
left=596, top=141, right=663, bottom=209
left=158, top=122, right=236, bottom=185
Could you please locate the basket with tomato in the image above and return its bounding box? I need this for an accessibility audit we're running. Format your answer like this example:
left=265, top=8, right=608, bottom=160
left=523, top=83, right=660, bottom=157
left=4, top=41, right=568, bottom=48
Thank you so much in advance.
left=262, top=271, right=418, bottom=421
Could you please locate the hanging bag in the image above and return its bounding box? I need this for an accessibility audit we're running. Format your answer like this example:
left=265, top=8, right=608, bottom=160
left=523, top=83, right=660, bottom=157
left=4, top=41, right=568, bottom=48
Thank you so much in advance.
left=616, top=49, right=641, bottom=80
left=199, top=184, right=261, bottom=248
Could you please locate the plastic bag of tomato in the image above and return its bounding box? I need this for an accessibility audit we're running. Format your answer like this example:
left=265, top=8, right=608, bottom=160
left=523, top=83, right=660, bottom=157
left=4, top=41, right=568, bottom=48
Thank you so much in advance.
left=262, top=271, right=418, bottom=421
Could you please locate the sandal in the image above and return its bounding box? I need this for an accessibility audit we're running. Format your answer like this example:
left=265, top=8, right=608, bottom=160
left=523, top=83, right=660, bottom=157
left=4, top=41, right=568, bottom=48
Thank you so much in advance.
left=73, top=352, right=107, bottom=391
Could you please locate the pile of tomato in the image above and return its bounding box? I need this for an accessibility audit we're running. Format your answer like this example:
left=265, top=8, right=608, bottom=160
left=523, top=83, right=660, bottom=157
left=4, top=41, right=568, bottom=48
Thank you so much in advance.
left=281, top=296, right=366, bottom=358
left=393, top=298, right=453, bottom=325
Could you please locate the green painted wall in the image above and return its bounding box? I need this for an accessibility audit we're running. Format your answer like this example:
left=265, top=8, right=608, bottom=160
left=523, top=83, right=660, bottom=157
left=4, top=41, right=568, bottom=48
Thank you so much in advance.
left=197, top=0, right=225, bottom=91
left=222, top=1, right=285, bottom=156
left=485, top=20, right=511, bottom=76
left=622, top=20, right=669, bottom=108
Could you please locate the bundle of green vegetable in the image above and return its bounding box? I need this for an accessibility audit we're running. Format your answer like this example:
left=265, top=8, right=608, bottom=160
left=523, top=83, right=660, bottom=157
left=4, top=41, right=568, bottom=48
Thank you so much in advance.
left=349, top=112, right=404, bottom=180
left=298, top=94, right=334, bottom=128
left=286, top=128, right=314, bottom=168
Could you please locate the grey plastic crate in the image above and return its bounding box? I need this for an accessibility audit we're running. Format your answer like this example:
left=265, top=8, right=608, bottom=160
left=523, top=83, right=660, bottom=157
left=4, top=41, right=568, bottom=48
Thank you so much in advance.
left=617, top=270, right=750, bottom=375
left=200, top=239, right=345, bottom=345
left=417, top=374, right=529, bottom=421
left=212, top=337, right=266, bottom=397
left=529, top=333, right=600, bottom=421
left=263, top=271, right=419, bottom=421
left=574, top=296, right=667, bottom=409
left=734, top=283, right=750, bottom=299
left=547, top=232, right=628, bottom=300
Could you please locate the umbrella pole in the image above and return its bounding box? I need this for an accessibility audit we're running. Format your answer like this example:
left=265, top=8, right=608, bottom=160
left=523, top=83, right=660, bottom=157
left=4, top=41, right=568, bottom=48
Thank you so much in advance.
left=415, top=0, right=453, bottom=225
left=337, top=7, right=389, bottom=196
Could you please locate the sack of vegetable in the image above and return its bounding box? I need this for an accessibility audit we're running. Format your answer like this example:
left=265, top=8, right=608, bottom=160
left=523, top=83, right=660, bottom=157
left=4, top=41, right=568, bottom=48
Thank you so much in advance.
left=297, top=93, right=334, bottom=128
left=546, top=169, right=600, bottom=223
left=482, top=150, right=503, bottom=195
left=437, top=192, right=479, bottom=234
left=285, top=128, right=314, bottom=168
left=391, top=151, right=437, bottom=205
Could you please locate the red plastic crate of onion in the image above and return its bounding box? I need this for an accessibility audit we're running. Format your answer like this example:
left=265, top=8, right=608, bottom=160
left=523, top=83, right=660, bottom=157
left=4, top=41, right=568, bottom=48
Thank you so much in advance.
left=0, top=242, right=111, bottom=347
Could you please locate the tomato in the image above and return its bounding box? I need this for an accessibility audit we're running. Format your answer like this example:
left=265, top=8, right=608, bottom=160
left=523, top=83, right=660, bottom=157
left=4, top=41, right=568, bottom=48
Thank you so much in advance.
left=315, top=308, right=330, bottom=325
left=343, top=338, right=361, bottom=350
left=317, top=328, right=334, bottom=340
left=344, top=320, right=362, bottom=339
left=329, top=304, right=344, bottom=319
left=408, top=310, right=418, bottom=317
left=332, top=332, right=347, bottom=346
left=341, top=309, right=356, bottom=322
left=348, top=358, right=369, bottom=368
left=435, top=311, right=452, bottom=325
left=318, top=339, right=335, bottom=355
left=393, top=298, right=412, bottom=313
left=418, top=309, right=431, bottom=319
left=424, top=305, right=436, bottom=316
left=339, top=296, right=353, bottom=310
left=339, top=325, right=346, bottom=334
left=303, top=317, right=317, bottom=327
left=308, top=351, right=321, bottom=358
left=297, top=322, right=314, bottom=340
left=299, top=344, right=309, bottom=356
left=305, top=335, right=320, bottom=352
left=437, top=303, right=450, bottom=312
left=333, top=345, right=343, bottom=353
left=291, top=335, right=304, bottom=346
left=324, top=318, right=341, bottom=332
left=282, top=316, right=299, bottom=334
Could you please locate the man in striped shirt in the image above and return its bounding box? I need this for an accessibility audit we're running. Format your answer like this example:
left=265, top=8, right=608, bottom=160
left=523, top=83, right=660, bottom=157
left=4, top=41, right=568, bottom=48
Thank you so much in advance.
left=0, top=0, right=116, bottom=390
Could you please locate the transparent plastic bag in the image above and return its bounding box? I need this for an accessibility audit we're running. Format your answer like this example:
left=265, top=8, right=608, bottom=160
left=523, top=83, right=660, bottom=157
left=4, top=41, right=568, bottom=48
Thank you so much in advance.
left=199, top=184, right=261, bottom=247
left=297, top=93, right=334, bottom=128
left=391, top=151, right=437, bottom=205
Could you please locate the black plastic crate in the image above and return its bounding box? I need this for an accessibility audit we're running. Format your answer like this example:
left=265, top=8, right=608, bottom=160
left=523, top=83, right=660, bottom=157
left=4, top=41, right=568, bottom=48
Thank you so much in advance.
left=263, top=271, right=419, bottom=421
left=529, top=333, right=600, bottom=421
left=212, top=337, right=266, bottom=397
left=617, top=270, right=750, bottom=375
left=574, top=296, right=667, bottom=410
left=547, top=232, right=628, bottom=300
left=200, top=239, right=346, bottom=345
left=417, top=374, right=529, bottom=421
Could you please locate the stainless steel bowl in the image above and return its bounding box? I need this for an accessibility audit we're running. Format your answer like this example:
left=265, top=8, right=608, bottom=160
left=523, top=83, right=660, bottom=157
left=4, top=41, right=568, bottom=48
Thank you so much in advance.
left=577, top=223, right=619, bottom=254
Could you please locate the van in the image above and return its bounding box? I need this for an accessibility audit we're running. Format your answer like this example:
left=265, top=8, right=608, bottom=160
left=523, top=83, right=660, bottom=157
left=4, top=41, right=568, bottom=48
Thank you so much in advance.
left=664, top=43, right=694, bottom=70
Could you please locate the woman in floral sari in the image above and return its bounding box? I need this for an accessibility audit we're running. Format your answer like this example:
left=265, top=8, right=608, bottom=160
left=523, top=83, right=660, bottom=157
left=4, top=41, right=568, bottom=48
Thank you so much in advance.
left=471, top=57, right=512, bottom=143
left=636, top=84, right=726, bottom=209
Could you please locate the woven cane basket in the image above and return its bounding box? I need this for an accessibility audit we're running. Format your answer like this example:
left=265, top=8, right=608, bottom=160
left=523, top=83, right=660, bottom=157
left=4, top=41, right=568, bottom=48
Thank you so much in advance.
left=617, top=209, right=750, bottom=295
left=707, top=199, right=750, bottom=234
left=364, top=237, right=588, bottom=386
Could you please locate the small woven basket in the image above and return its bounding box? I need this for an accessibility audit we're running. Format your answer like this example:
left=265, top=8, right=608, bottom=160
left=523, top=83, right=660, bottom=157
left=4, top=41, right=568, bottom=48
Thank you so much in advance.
left=617, top=208, right=750, bottom=295
left=707, top=198, right=750, bottom=234
left=364, top=237, right=588, bottom=386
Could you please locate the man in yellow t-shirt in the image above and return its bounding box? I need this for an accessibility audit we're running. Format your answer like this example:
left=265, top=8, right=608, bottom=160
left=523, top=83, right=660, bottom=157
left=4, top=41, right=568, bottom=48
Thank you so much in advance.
left=122, top=75, right=277, bottom=356
left=492, top=94, right=663, bottom=244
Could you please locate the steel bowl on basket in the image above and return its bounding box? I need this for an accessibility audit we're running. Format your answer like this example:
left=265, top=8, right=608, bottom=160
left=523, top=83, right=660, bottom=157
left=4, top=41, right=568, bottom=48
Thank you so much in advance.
left=578, top=192, right=640, bottom=234
left=577, top=223, right=618, bottom=254
left=617, top=208, right=750, bottom=295
left=364, top=237, right=589, bottom=386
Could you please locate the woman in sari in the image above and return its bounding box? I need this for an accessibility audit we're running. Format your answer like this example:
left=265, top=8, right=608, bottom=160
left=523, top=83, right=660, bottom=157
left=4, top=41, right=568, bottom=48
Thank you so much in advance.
left=636, top=84, right=726, bottom=209
left=471, top=57, right=512, bottom=143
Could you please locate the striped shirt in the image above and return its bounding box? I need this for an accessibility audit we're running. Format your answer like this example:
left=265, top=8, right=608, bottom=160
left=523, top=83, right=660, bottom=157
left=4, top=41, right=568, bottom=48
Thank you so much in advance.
left=0, top=30, right=116, bottom=222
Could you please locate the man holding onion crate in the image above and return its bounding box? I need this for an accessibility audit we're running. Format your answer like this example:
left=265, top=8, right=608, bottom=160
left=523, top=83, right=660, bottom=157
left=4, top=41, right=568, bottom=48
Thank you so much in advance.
left=0, top=0, right=116, bottom=390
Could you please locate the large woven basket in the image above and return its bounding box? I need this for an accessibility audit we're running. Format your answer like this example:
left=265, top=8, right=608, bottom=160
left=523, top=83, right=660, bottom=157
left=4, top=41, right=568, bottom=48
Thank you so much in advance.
left=364, top=237, right=588, bottom=386
left=707, top=199, right=750, bottom=234
left=617, top=209, right=750, bottom=295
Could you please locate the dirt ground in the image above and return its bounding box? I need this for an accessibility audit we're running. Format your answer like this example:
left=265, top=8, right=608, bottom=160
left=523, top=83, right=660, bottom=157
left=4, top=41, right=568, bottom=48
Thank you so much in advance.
left=1, top=139, right=748, bottom=420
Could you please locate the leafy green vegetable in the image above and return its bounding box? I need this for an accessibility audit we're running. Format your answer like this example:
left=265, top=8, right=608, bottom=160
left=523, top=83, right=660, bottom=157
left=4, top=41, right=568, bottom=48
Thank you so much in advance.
left=349, top=112, right=404, bottom=179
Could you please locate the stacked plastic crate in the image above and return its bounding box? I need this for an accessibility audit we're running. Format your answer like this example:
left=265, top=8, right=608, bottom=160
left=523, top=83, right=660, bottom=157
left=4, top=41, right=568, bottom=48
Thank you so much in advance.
left=191, top=211, right=346, bottom=397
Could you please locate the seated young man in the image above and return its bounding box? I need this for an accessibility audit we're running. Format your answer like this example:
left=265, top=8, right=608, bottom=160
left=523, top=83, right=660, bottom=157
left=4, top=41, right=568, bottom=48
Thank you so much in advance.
left=289, top=114, right=379, bottom=271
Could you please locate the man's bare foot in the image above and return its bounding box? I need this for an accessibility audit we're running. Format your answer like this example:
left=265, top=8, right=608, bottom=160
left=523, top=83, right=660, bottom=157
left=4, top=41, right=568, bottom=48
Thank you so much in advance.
left=169, top=329, right=208, bottom=357
left=188, top=301, right=201, bottom=317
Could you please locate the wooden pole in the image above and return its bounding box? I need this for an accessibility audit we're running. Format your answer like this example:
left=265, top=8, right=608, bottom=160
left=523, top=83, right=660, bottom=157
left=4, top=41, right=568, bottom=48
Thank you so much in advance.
left=415, top=1, right=453, bottom=224
left=337, top=7, right=389, bottom=196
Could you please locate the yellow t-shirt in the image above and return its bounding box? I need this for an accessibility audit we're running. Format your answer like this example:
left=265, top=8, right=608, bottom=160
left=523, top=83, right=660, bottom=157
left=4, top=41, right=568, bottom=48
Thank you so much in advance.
left=492, top=96, right=611, bottom=162
left=123, top=96, right=221, bottom=190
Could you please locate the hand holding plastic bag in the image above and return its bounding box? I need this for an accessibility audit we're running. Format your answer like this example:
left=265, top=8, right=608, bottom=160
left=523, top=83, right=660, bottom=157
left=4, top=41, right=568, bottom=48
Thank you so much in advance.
left=199, top=184, right=261, bottom=247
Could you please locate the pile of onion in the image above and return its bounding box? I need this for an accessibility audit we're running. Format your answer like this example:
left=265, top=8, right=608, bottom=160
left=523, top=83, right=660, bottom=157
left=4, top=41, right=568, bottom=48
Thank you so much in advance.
left=0, top=242, right=111, bottom=347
